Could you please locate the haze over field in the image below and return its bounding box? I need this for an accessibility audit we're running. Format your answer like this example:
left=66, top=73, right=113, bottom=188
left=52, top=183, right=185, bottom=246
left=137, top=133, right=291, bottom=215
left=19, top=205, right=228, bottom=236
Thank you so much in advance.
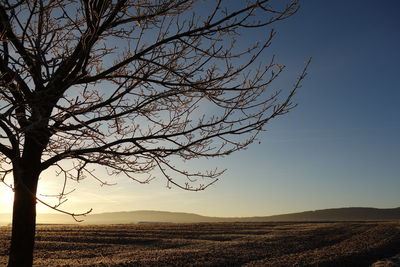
left=1, top=207, right=400, bottom=225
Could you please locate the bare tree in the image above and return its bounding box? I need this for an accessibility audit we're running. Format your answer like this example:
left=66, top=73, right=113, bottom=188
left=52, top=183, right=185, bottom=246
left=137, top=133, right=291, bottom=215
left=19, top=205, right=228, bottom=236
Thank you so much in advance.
left=0, top=0, right=309, bottom=266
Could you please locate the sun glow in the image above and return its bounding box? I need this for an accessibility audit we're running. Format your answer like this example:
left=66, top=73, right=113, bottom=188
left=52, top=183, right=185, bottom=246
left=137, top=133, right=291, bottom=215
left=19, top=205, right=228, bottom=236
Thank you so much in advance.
left=0, top=185, right=14, bottom=212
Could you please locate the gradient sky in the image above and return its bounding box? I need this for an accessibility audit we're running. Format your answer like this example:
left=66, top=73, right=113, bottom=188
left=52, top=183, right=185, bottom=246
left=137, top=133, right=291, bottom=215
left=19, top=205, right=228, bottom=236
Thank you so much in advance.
left=1, top=0, right=399, bottom=218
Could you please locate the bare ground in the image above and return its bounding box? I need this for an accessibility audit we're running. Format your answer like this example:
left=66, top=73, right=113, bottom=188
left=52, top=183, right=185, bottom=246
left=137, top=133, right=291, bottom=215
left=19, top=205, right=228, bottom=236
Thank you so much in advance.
left=1, top=221, right=399, bottom=266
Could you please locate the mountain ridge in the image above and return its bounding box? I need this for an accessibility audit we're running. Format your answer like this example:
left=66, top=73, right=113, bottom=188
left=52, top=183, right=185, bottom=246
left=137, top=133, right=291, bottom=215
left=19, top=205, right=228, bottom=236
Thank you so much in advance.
left=1, top=207, right=400, bottom=225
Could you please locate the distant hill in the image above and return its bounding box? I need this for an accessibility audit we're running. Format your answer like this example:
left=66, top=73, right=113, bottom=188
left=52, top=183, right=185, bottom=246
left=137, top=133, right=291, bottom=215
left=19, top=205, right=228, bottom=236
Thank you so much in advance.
left=72, top=210, right=222, bottom=224
left=1, top=207, right=400, bottom=225
left=247, top=207, right=400, bottom=222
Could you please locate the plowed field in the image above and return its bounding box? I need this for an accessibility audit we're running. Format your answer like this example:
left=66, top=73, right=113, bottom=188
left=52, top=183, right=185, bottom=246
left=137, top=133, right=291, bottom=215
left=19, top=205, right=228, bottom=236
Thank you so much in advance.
left=1, top=222, right=400, bottom=266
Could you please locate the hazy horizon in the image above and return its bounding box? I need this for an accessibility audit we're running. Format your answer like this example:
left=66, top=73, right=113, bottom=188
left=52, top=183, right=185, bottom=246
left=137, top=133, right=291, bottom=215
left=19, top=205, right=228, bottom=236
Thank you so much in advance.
left=0, top=206, right=400, bottom=225
left=1, top=0, right=399, bottom=218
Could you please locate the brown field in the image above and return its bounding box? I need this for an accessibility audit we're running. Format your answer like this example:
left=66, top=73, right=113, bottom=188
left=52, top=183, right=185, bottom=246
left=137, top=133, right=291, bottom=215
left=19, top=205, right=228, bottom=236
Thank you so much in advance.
left=1, top=221, right=400, bottom=266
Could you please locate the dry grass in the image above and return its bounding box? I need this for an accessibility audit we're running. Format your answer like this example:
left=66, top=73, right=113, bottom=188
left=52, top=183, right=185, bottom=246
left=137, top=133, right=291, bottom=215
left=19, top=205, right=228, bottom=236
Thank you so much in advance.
left=1, top=221, right=399, bottom=266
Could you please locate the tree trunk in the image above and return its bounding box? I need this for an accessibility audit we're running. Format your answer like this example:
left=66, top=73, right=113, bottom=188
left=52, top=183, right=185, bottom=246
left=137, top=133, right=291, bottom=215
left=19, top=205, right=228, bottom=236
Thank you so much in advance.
left=7, top=168, right=39, bottom=267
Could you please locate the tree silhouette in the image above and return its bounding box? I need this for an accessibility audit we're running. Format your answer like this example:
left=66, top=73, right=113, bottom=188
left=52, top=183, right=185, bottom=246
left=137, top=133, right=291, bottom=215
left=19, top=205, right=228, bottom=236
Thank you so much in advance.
left=0, top=0, right=308, bottom=266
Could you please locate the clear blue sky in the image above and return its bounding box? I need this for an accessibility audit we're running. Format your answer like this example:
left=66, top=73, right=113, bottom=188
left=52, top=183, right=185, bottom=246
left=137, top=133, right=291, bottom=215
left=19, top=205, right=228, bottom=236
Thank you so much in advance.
left=1, top=0, right=399, bottom=217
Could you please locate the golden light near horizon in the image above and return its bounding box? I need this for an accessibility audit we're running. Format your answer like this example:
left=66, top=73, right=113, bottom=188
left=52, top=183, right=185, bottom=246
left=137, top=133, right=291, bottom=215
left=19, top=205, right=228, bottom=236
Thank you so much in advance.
left=0, top=178, right=63, bottom=214
left=0, top=185, right=14, bottom=210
